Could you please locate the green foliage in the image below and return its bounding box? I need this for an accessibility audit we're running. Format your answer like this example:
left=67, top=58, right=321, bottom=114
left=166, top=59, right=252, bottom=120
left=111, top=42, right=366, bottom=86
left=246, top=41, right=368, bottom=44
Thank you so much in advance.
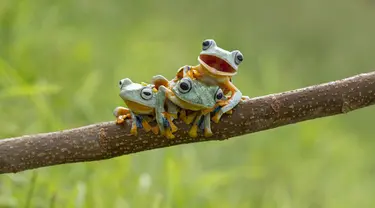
left=1, top=0, right=375, bottom=207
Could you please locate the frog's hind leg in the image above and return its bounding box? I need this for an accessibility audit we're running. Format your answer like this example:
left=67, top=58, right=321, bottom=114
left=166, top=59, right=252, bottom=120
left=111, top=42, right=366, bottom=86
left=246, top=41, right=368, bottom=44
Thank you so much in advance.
left=179, top=109, right=197, bottom=125
left=163, top=112, right=178, bottom=133
left=141, top=119, right=152, bottom=133
left=130, top=112, right=139, bottom=136
left=142, top=115, right=159, bottom=135
left=188, top=111, right=203, bottom=138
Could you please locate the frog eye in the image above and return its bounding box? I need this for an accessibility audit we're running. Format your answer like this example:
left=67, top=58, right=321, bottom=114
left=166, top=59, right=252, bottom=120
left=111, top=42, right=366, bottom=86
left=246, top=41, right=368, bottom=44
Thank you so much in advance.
left=202, top=39, right=216, bottom=50
left=178, top=78, right=192, bottom=94
left=141, top=87, right=153, bottom=100
left=233, top=50, right=244, bottom=65
left=215, top=88, right=224, bottom=101
left=118, top=78, right=133, bottom=88
left=118, top=79, right=125, bottom=88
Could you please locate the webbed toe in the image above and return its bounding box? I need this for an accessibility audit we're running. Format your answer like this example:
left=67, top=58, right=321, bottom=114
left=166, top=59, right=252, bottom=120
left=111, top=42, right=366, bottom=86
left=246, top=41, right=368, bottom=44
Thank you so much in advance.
left=188, top=125, right=198, bottom=138
left=164, top=129, right=175, bottom=139
left=116, top=115, right=125, bottom=124
left=180, top=111, right=197, bottom=125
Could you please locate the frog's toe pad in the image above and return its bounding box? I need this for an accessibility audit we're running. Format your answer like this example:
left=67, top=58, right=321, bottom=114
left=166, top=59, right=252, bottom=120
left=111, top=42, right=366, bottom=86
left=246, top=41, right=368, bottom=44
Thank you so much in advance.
left=164, top=129, right=175, bottom=139
left=115, top=116, right=125, bottom=124
left=151, top=126, right=159, bottom=135
left=241, top=96, right=251, bottom=101
left=188, top=125, right=198, bottom=138
left=170, top=123, right=178, bottom=133
left=204, top=128, right=213, bottom=137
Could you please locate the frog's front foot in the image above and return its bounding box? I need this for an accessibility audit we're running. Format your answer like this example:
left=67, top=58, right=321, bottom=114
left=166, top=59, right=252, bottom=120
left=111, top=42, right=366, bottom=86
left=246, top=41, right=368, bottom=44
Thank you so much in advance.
left=241, top=95, right=250, bottom=101
left=212, top=111, right=223, bottom=124
left=113, top=106, right=132, bottom=124
left=115, top=115, right=126, bottom=124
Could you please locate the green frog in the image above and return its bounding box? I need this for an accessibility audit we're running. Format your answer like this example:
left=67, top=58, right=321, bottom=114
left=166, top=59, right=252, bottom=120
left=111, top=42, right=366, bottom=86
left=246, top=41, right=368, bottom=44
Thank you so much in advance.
left=113, top=78, right=176, bottom=136
left=172, top=39, right=248, bottom=123
left=152, top=74, right=226, bottom=139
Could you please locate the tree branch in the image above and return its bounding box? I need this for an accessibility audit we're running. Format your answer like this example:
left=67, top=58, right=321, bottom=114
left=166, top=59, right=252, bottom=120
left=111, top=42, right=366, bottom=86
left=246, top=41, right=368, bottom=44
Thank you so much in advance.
left=1, top=72, right=375, bottom=174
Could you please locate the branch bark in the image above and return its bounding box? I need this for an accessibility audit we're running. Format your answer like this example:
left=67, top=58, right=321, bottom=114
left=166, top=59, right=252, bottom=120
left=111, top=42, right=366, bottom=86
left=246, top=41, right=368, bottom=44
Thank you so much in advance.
left=1, top=72, right=375, bottom=174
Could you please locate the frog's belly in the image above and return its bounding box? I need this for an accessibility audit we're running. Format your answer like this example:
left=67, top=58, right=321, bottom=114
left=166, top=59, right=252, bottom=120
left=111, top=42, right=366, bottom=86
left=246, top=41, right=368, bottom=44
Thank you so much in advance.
left=168, top=96, right=205, bottom=111
left=124, top=100, right=154, bottom=115
left=200, top=75, right=222, bottom=86
left=193, top=65, right=228, bottom=86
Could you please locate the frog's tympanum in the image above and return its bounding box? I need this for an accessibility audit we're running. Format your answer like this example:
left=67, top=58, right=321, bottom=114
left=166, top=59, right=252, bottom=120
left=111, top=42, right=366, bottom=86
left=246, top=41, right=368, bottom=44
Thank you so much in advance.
left=152, top=74, right=226, bottom=139
left=173, top=39, right=248, bottom=123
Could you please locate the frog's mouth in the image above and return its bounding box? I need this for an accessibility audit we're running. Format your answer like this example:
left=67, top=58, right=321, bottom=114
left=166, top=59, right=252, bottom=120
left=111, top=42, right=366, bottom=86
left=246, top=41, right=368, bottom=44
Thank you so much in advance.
left=199, top=54, right=236, bottom=74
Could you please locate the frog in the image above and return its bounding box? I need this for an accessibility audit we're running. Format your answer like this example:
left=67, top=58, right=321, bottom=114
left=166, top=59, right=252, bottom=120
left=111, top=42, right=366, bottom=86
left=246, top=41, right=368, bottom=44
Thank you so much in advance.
left=113, top=78, right=177, bottom=136
left=172, top=39, right=248, bottom=123
left=152, top=74, right=226, bottom=139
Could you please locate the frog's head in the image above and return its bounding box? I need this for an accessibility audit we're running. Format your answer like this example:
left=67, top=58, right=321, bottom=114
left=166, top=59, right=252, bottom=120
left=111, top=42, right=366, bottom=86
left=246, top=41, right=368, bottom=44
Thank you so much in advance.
left=198, top=39, right=243, bottom=76
left=118, top=78, right=156, bottom=108
left=171, top=77, right=225, bottom=108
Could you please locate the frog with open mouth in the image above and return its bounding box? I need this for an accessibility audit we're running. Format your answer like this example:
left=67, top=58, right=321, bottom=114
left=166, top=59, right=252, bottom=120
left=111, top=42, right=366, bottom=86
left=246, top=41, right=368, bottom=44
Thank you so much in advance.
left=113, top=78, right=177, bottom=136
left=152, top=74, right=226, bottom=139
left=172, top=39, right=248, bottom=123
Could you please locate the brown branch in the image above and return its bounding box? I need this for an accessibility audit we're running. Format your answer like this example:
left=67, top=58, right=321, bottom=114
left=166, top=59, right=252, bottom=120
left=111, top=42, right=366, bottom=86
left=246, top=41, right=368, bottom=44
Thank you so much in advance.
left=1, top=71, right=375, bottom=174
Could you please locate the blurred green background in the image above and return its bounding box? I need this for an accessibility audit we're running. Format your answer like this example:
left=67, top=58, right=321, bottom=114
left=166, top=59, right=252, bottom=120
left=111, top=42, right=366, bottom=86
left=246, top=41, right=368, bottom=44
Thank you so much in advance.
left=1, top=0, right=375, bottom=207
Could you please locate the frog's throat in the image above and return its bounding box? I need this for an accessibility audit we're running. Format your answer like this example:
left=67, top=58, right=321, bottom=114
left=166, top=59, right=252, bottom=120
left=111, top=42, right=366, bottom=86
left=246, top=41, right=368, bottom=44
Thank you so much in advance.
left=198, top=55, right=237, bottom=76
left=124, top=100, right=154, bottom=115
